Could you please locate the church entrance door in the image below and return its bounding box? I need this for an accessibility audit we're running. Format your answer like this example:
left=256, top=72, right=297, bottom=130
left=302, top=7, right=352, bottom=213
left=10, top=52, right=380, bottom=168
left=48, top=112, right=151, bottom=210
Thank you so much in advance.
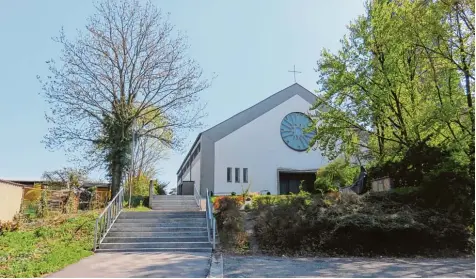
left=278, top=171, right=316, bottom=194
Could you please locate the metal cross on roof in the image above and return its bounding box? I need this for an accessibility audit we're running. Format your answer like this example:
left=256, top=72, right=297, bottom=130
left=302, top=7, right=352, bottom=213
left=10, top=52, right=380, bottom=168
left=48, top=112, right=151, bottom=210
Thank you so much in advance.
left=288, top=65, right=302, bottom=83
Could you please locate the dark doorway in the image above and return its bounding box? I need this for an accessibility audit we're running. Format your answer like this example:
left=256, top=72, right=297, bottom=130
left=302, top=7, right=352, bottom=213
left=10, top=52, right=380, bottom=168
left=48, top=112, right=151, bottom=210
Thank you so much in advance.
left=278, top=172, right=316, bottom=194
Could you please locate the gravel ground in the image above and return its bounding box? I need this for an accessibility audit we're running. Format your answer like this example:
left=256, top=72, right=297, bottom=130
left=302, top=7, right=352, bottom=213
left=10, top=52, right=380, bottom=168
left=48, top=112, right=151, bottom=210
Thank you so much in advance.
left=223, top=255, right=475, bottom=278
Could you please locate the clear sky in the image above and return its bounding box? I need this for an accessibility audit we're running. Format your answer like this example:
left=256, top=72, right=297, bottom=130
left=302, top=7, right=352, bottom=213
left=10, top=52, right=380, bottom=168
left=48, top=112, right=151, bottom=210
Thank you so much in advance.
left=0, top=0, right=365, bottom=190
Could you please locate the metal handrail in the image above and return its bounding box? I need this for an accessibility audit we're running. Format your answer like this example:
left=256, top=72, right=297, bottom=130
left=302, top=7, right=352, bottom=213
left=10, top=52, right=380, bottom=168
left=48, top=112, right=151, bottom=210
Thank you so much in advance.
left=93, top=187, right=124, bottom=251
left=205, top=188, right=216, bottom=249
left=193, top=185, right=201, bottom=210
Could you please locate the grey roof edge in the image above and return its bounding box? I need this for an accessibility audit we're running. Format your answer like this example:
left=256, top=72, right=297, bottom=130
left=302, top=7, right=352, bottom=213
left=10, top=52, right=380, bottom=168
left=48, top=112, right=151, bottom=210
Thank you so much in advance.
left=176, top=133, right=202, bottom=175
left=176, top=83, right=318, bottom=174
left=0, top=179, right=27, bottom=188
left=202, top=83, right=317, bottom=142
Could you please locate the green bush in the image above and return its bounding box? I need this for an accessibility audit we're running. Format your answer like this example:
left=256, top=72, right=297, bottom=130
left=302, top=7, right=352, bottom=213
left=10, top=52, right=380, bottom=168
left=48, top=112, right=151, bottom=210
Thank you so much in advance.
left=124, top=195, right=149, bottom=207
left=214, top=196, right=249, bottom=252
left=253, top=192, right=473, bottom=257
left=314, top=158, right=360, bottom=193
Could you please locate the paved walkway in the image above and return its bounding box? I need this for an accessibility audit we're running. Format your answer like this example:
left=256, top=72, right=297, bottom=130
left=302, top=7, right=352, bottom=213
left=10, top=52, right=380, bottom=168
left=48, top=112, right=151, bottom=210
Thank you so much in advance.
left=48, top=252, right=211, bottom=278
left=223, top=255, right=475, bottom=278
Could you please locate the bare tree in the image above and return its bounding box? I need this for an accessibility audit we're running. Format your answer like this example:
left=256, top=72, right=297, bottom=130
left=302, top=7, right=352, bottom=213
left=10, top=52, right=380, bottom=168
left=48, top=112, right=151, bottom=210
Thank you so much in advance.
left=42, top=167, right=89, bottom=189
left=39, top=0, right=212, bottom=197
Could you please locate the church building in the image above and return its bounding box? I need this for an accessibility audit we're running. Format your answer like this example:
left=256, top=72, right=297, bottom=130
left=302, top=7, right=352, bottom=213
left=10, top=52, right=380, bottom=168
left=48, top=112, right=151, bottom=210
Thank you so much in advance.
left=176, top=83, right=328, bottom=196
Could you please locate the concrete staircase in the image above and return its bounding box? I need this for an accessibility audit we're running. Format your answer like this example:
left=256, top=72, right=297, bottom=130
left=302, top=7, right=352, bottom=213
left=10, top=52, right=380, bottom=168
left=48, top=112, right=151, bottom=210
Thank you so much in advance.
left=150, top=195, right=200, bottom=211
left=96, top=195, right=211, bottom=253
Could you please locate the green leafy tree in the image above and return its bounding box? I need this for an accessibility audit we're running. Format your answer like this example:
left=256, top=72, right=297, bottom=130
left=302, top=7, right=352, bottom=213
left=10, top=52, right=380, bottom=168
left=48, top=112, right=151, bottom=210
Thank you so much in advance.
left=154, top=180, right=169, bottom=195
left=315, top=158, right=360, bottom=193
left=310, top=0, right=474, bottom=171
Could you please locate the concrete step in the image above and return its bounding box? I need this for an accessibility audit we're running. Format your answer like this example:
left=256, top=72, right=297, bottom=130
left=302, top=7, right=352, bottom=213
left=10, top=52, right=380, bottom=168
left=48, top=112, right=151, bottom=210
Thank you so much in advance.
left=95, top=247, right=212, bottom=253
left=115, top=218, right=206, bottom=224
left=106, top=231, right=209, bottom=238
left=120, top=211, right=205, bottom=218
left=112, top=221, right=206, bottom=227
left=150, top=205, right=200, bottom=210
left=99, top=242, right=211, bottom=250
left=109, top=226, right=207, bottom=232
left=151, top=196, right=196, bottom=200
left=149, top=203, right=199, bottom=207
left=102, top=236, right=209, bottom=243
left=111, top=222, right=207, bottom=230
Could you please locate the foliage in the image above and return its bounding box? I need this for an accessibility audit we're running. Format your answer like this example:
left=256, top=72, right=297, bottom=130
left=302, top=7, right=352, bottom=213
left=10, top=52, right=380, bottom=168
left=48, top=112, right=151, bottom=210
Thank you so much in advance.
left=251, top=194, right=312, bottom=209
left=309, top=0, right=474, bottom=169
left=123, top=205, right=151, bottom=212
left=231, top=192, right=236, bottom=196
left=124, top=195, right=149, bottom=208
left=36, top=190, right=49, bottom=218
left=154, top=180, right=168, bottom=195
left=23, top=184, right=42, bottom=202
left=367, top=142, right=455, bottom=187
left=365, top=143, right=474, bottom=224
left=63, top=191, right=77, bottom=214
left=126, top=173, right=152, bottom=197
left=315, top=158, right=360, bottom=193
left=213, top=196, right=244, bottom=210
left=0, top=220, right=20, bottom=234
left=0, top=211, right=97, bottom=278
left=214, top=197, right=249, bottom=252
left=38, top=0, right=212, bottom=198
left=253, top=193, right=473, bottom=257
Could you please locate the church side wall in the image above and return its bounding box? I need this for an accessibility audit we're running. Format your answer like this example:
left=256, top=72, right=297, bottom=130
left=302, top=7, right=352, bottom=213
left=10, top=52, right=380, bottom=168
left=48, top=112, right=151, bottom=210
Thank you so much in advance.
left=191, top=155, right=200, bottom=193
left=213, top=95, right=328, bottom=195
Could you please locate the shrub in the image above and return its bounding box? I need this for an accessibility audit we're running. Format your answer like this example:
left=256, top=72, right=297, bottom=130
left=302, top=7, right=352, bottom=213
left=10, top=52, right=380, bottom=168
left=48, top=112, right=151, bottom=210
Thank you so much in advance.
left=253, top=193, right=473, bottom=257
left=214, top=196, right=248, bottom=251
left=315, top=158, right=360, bottom=193
left=213, top=195, right=244, bottom=210
left=124, top=195, right=149, bottom=208
left=0, top=220, right=20, bottom=234
left=231, top=192, right=236, bottom=196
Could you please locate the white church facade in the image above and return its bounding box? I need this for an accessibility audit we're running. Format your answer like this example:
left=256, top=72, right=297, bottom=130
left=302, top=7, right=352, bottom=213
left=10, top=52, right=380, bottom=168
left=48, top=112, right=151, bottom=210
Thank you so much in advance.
left=176, top=83, right=328, bottom=196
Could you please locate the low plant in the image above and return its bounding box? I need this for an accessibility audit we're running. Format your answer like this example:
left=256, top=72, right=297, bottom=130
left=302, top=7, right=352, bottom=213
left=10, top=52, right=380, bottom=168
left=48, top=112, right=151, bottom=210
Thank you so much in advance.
left=253, top=192, right=473, bottom=257
left=0, top=211, right=98, bottom=278
left=214, top=196, right=249, bottom=252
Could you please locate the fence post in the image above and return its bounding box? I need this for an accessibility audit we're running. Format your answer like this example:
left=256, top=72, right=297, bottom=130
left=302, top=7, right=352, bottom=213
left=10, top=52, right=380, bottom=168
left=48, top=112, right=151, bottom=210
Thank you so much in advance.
left=149, top=180, right=154, bottom=209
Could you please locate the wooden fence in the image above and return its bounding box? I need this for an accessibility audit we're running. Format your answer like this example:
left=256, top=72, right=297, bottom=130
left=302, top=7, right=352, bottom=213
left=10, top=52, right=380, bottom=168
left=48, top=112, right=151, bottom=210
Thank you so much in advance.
left=21, top=187, right=110, bottom=216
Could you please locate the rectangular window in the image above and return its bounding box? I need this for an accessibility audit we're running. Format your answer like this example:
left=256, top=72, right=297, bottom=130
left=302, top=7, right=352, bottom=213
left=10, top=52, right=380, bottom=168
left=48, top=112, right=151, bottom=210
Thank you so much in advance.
left=235, top=168, right=240, bottom=183
left=227, top=167, right=232, bottom=182
left=243, top=168, right=248, bottom=183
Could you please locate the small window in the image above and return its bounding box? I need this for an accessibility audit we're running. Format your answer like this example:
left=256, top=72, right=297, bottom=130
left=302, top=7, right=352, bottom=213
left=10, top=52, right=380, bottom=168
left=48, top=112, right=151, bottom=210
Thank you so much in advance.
left=243, top=168, right=248, bottom=183
left=235, top=168, right=240, bottom=183
left=227, top=167, right=232, bottom=182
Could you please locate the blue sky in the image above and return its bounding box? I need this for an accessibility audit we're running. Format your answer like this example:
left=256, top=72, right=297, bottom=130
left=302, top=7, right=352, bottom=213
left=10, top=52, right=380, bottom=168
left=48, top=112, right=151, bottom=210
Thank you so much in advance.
left=0, top=0, right=365, bottom=189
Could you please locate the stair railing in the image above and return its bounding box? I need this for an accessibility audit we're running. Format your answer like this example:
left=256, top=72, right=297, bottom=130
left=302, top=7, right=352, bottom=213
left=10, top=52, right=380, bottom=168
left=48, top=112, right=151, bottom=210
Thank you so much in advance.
left=205, top=188, right=216, bottom=249
left=93, top=186, right=124, bottom=251
left=193, top=184, right=201, bottom=210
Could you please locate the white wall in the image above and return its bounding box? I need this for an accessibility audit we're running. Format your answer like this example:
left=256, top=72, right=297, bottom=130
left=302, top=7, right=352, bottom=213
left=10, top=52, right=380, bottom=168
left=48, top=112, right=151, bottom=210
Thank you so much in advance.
left=191, top=156, right=201, bottom=191
left=214, top=95, right=328, bottom=194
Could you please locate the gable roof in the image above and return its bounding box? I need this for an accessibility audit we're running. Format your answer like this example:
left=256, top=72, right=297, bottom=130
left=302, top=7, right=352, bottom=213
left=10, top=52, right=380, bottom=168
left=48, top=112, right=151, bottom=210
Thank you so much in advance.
left=176, top=83, right=317, bottom=174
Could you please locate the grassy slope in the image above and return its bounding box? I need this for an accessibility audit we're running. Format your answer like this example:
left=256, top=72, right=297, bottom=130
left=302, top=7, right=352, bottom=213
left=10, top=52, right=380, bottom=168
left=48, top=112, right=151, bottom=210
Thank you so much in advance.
left=0, top=211, right=98, bottom=278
